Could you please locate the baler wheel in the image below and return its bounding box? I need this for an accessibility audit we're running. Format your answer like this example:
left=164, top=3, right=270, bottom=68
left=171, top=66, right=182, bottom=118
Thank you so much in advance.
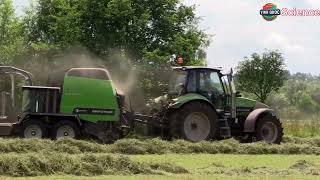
left=52, top=120, right=80, bottom=140
left=20, top=120, right=46, bottom=139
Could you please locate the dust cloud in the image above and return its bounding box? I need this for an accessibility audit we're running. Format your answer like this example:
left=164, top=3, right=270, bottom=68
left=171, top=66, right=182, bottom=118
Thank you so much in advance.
left=45, top=47, right=146, bottom=111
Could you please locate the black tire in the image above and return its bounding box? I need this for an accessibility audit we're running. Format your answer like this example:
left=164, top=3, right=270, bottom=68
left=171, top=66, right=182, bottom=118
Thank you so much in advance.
left=20, top=120, right=47, bottom=139
left=255, top=114, right=283, bottom=144
left=52, top=120, right=80, bottom=140
left=170, top=101, right=218, bottom=142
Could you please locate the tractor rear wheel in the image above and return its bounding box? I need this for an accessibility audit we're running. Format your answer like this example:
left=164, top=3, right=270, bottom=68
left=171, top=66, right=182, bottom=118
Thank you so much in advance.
left=52, top=120, right=80, bottom=140
left=255, top=114, right=283, bottom=144
left=171, top=102, right=218, bottom=142
left=20, top=120, right=46, bottom=139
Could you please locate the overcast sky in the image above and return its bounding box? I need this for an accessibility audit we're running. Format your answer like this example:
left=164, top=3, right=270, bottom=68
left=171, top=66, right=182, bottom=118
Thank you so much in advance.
left=12, top=0, right=320, bottom=74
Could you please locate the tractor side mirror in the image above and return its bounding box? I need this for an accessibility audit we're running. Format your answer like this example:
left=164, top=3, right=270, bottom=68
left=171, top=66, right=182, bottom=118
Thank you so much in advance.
left=236, top=91, right=242, bottom=97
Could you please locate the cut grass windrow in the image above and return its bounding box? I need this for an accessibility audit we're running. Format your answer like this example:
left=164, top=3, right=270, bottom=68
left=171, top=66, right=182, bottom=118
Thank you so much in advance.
left=0, top=153, right=187, bottom=176
left=0, top=136, right=319, bottom=155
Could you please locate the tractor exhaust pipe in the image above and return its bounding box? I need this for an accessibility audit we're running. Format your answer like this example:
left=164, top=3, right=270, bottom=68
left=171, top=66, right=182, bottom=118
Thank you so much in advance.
left=227, top=69, right=237, bottom=119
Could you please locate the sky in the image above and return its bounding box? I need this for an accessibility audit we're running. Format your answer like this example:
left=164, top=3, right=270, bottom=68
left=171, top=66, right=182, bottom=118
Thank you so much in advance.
left=12, top=0, right=320, bottom=74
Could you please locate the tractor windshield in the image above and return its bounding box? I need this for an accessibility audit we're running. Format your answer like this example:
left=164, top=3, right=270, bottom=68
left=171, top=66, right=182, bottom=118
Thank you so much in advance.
left=168, top=70, right=187, bottom=94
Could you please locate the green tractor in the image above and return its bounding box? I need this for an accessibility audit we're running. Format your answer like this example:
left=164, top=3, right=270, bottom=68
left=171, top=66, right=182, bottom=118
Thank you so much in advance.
left=0, top=66, right=131, bottom=142
left=144, top=66, right=283, bottom=144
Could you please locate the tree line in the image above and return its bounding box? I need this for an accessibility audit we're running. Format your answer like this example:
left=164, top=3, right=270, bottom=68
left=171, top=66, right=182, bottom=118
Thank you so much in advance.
left=0, top=0, right=208, bottom=98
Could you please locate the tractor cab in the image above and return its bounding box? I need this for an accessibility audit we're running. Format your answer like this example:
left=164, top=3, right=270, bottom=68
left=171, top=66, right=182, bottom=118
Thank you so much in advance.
left=169, top=66, right=237, bottom=117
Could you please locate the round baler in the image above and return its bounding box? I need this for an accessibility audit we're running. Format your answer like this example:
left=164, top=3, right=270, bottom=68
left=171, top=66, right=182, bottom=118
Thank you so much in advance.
left=0, top=66, right=132, bottom=143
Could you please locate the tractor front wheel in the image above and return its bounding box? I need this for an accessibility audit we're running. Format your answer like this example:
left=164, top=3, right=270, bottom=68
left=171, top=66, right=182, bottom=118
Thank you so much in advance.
left=255, top=114, right=283, bottom=144
left=171, top=102, right=218, bottom=142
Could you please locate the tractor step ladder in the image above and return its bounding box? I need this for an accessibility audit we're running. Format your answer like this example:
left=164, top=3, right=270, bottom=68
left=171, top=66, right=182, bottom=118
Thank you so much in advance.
left=219, top=118, right=231, bottom=138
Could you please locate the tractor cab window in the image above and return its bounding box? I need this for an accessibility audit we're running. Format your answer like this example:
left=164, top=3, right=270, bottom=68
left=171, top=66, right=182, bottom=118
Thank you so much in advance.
left=168, top=70, right=187, bottom=94
left=199, top=71, right=224, bottom=93
left=187, top=70, right=196, bottom=92
left=198, top=71, right=225, bottom=109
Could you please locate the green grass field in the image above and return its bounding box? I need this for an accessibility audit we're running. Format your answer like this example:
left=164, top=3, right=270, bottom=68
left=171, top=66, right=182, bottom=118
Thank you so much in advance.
left=283, top=119, right=320, bottom=138
left=0, top=120, right=318, bottom=179
left=0, top=136, right=319, bottom=179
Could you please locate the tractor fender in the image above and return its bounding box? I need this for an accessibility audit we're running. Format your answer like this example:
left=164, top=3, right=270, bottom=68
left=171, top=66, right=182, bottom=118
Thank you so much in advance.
left=169, top=93, right=214, bottom=109
left=243, top=108, right=275, bottom=132
left=169, top=94, right=218, bottom=115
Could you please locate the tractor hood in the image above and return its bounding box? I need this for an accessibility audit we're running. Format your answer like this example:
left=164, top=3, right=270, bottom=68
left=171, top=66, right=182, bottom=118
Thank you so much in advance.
left=236, top=97, right=269, bottom=110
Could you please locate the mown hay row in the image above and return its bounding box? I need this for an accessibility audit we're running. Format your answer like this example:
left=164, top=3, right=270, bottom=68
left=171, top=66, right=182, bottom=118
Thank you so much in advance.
left=0, top=136, right=319, bottom=155
left=197, top=160, right=320, bottom=176
left=283, top=136, right=320, bottom=146
left=112, top=138, right=320, bottom=155
left=0, top=153, right=187, bottom=176
left=1, top=152, right=319, bottom=177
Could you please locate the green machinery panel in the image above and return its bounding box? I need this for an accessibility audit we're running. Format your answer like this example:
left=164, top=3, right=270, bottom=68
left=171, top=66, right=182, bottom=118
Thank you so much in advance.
left=60, top=76, right=120, bottom=122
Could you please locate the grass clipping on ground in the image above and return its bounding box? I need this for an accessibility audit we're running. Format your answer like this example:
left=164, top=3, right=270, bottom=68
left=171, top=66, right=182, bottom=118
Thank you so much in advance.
left=0, top=136, right=320, bottom=176
left=0, top=136, right=319, bottom=155
left=194, top=159, right=320, bottom=176
left=0, top=153, right=187, bottom=176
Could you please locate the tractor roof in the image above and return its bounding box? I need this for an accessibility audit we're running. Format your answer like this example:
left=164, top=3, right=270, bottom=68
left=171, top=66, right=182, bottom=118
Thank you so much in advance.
left=172, top=66, right=222, bottom=71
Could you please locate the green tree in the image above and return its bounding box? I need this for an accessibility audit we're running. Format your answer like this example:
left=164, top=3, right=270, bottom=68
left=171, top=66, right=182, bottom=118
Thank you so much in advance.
left=295, top=91, right=319, bottom=113
left=0, top=0, right=25, bottom=64
left=23, top=0, right=209, bottom=98
left=283, top=79, right=307, bottom=105
left=236, top=50, right=287, bottom=103
left=25, top=0, right=208, bottom=65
